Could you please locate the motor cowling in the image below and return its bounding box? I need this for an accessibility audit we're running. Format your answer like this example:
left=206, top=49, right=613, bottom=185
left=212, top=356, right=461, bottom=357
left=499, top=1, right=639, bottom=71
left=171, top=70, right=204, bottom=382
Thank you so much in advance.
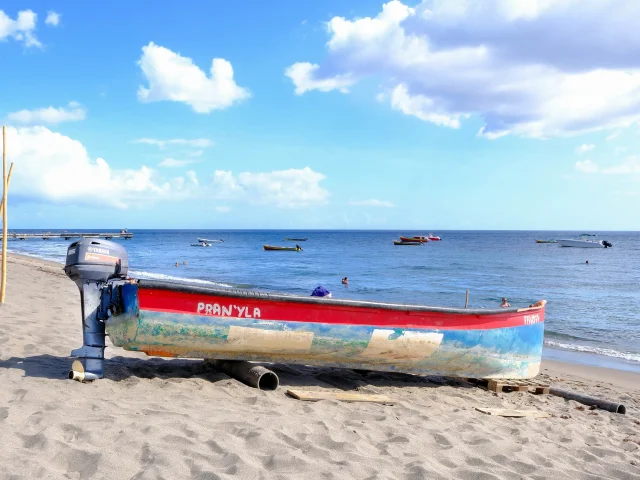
left=64, top=239, right=128, bottom=286
left=603, top=240, right=613, bottom=248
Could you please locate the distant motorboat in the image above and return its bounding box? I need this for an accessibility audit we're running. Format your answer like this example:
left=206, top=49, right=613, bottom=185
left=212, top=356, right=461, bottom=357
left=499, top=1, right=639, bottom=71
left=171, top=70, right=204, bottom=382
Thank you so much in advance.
left=284, top=237, right=308, bottom=241
left=264, top=244, right=303, bottom=251
left=557, top=235, right=612, bottom=248
left=535, top=239, right=557, bottom=244
left=198, top=238, right=224, bottom=243
left=399, top=236, right=429, bottom=243
left=394, top=240, right=423, bottom=246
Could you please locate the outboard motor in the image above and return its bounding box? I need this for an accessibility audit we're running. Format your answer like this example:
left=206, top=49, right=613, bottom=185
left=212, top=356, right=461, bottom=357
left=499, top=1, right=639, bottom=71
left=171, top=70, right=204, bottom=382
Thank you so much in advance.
left=64, top=239, right=129, bottom=381
left=603, top=240, right=613, bottom=248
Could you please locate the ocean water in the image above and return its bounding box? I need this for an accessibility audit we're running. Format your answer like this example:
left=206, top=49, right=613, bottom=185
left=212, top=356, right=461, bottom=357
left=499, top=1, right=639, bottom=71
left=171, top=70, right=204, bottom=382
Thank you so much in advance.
left=7, top=230, right=640, bottom=372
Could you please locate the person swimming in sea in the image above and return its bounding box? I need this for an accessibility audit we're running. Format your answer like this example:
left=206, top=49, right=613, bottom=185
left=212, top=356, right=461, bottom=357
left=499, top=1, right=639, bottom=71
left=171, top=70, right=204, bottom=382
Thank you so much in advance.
left=342, top=277, right=348, bottom=285
left=500, top=297, right=510, bottom=308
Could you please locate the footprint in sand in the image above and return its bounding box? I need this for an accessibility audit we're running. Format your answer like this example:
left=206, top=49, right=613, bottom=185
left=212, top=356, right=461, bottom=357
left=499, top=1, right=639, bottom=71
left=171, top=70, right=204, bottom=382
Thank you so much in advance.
left=10, top=388, right=27, bottom=403
left=432, top=432, right=453, bottom=448
left=19, top=433, right=47, bottom=450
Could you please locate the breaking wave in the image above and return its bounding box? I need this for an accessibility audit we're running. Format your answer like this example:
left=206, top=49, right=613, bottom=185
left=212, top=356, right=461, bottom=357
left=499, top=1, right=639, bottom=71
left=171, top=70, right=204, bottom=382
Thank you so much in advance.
left=128, top=270, right=233, bottom=288
left=545, top=340, right=640, bottom=364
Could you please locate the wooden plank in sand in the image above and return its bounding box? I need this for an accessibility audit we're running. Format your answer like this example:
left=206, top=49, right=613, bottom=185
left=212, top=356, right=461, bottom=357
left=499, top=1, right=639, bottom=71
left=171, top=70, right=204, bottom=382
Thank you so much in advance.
left=475, top=407, right=550, bottom=418
left=287, top=389, right=394, bottom=404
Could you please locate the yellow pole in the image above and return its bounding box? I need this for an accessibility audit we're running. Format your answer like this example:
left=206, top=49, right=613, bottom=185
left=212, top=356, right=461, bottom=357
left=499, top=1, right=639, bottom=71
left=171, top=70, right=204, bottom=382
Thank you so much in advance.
left=1, top=125, right=7, bottom=304
left=0, top=162, right=13, bottom=217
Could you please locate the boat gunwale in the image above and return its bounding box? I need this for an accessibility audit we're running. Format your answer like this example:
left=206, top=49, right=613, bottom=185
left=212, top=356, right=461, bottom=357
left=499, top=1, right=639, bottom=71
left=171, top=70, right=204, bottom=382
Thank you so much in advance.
left=136, top=279, right=544, bottom=317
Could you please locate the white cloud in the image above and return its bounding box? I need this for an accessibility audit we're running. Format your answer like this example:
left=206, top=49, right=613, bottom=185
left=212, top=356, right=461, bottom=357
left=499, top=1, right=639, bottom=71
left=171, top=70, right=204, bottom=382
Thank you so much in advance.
left=602, top=156, right=640, bottom=174
left=575, top=159, right=599, bottom=174
left=606, top=131, right=620, bottom=142
left=186, top=170, right=199, bottom=186
left=137, top=42, right=250, bottom=113
left=575, top=144, right=595, bottom=154
left=133, top=138, right=213, bottom=149
left=287, top=0, right=640, bottom=138
left=159, top=158, right=199, bottom=168
left=0, top=9, right=40, bottom=47
left=45, top=11, right=60, bottom=27
left=212, top=167, right=328, bottom=208
left=390, top=84, right=463, bottom=128
left=7, top=127, right=331, bottom=210
left=7, top=126, right=191, bottom=209
left=6, top=102, right=86, bottom=125
left=575, top=156, right=640, bottom=175
left=614, top=146, right=628, bottom=155
left=285, top=63, right=356, bottom=95
left=349, top=199, right=396, bottom=207
left=188, top=150, right=204, bottom=158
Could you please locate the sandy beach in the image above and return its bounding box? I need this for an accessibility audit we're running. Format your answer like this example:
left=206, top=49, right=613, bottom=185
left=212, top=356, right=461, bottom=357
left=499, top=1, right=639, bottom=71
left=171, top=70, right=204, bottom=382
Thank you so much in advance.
left=1, top=252, right=639, bottom=480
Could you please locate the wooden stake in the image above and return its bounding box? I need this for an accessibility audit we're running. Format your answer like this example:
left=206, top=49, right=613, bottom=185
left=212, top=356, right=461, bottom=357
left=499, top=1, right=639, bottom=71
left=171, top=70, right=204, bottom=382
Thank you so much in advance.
left=287, top=389, right=395, bottom=404
left=1, top=125, right=7, bottom=304
left=0, top=162, right=13, bottom=217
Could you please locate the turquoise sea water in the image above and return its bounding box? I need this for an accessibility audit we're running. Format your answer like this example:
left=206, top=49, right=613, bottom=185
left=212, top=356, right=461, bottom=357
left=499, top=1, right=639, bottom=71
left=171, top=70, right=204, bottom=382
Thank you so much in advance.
left=7, top=230, right=640, bottom=372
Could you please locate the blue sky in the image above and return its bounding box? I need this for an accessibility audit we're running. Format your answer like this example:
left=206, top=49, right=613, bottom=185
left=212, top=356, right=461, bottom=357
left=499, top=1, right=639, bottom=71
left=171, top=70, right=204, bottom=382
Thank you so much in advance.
left=2, top=0, right=640, bottom=230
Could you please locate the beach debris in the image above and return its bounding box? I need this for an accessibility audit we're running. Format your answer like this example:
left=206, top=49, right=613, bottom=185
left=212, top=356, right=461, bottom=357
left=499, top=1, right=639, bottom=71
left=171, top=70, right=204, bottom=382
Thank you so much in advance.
left=549, top=387, right=626, bottom=414
left=208, top=360, right=279, bottom=390
left=475, top=408, right=550, bottom=418
left=466, top=378, right=551, bottom=394
left=286, top=389, right=395, bottom=404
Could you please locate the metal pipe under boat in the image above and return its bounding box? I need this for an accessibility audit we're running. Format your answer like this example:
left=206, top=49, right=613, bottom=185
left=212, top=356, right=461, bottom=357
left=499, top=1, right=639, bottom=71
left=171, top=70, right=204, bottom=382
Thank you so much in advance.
left=549, top=387, right=626, bottom=414
left=209, top=360, right=279, bottom=390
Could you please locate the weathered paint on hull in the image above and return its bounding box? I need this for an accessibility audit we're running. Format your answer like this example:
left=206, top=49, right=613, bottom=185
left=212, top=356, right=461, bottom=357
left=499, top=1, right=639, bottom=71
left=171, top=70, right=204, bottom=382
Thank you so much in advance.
left=106, top=283, right=544, bottom=379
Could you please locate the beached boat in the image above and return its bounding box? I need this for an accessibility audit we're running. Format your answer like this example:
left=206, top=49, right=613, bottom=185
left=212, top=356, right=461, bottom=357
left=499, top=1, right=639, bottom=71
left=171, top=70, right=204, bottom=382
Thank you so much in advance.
left=284, top=237, right=308, bottom=241
left=197, top=238, right=224, bottom=243
left=264, top=244, right=302, bottom=251
left=535, top=239, right=557, bottom=244
left=427, top=234, right=441, bottom=241
left=558, top=235, right=612, bottom=248
left=394, top=240, right=423, bottom=246
left=64, top=239, right=546, bottom=381
left=399, top=236, right=429, bottom=243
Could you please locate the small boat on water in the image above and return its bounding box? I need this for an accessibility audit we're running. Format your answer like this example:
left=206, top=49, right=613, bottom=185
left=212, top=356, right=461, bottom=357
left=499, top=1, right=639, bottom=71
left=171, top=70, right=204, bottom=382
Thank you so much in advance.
left=394, top=240, right=423, bottom=246
left=535, top=239, right=557, bottom=244
left=198, top=238, right=224, bottom=243
left=264, top=244, right=303, bottom=251
left=399, top=236, right=429, bottom=243
left=284, top=237, right=308, bottom=242
left=64, top=239, right=547, bottom=381
left=191, top=243, right=212, bottom=247
left=557, top=234, right=612, bottom=248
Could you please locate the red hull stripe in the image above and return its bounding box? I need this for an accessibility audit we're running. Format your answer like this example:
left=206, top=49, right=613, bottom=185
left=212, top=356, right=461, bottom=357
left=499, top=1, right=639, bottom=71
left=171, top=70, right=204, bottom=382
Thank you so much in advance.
left=138, top=288, right=545, bottom=330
